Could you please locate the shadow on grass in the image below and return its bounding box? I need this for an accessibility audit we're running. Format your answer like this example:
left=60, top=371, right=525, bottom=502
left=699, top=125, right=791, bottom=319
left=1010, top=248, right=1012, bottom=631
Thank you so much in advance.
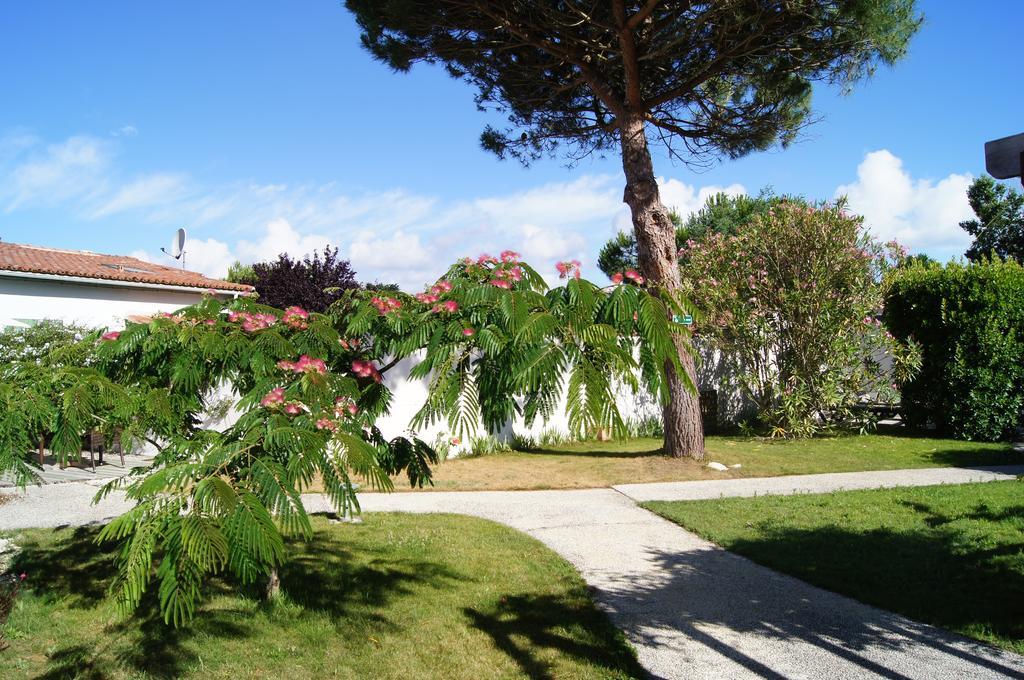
left=279, top=523, right=461, bottom=627
left=520, top=445, right=665, bottom=459
left=465, top=593, right=646, bottom=680
left=14, top=524, right=461, bottom=679
left=10, top=525, right=116, bottom=608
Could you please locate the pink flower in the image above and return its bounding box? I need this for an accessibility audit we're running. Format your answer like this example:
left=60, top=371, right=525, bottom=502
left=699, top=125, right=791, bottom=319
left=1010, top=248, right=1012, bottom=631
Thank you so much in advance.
left=203, top=319, right=217, bottom=326
left=100, top=331, right=121, bottom=342
left=415, top=292, right=439, bottom=304
left=508, top=266, right=523, bottom=282
left=315, top=417, right=337, bottom=431
left=611, top=272, right=624, bottom=284
left=260, top=387, right=286, bottom=407
left=462, top=327, right=476, bottom=337
left=432, top=280, right=453, bottom=293
left=450, top=436, right=461, bottom=446
left=294, top=355, right=327, bottom=375
left=277, top=360, right=296, bottom=371
left=500, top=250, right=520, bottom=263
left=624, top=270, right=640, bottom=281
left=556, top=260, right=582, bottom=280
left=283, top=402, right=303, bottom=415
left=476, top=253, right=499, bottom=265
left=19, top=572, right=27, bottom=581
left=490, top=278, right=512, bottom=289
left=351, top=359, right=382, bottom=382
left=283, top=306, right=309, bottom=329
left=371, top=296, right=402, bottom=314
left=444, top=300, right=458, bottom=313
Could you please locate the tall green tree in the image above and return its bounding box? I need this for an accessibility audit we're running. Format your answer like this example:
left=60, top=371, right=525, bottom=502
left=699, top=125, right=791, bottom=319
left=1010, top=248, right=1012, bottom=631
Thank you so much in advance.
left=345, top=0, right=922, bottom=459
left=960, top=176, right=1024, bottom=263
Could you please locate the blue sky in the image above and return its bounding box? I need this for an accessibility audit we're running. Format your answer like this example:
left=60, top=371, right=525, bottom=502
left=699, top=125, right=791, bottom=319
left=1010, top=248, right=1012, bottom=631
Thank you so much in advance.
left=0, top=1, right=1021, bottom=288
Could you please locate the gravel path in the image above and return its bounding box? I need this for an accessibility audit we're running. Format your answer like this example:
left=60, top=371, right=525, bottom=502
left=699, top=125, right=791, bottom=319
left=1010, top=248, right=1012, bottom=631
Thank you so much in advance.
left=3, top=467, right=1024, bottom=678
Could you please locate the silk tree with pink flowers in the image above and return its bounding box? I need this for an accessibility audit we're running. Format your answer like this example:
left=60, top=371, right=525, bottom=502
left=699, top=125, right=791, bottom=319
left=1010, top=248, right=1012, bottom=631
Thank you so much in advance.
left=0, top=251, right=687, bottom=626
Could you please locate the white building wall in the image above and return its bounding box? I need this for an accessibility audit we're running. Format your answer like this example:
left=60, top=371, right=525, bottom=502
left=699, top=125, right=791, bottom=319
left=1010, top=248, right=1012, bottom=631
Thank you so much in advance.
left=374, top=351, right=663, bottom=455
left=2, top=274, right=734, bottom=453
left=0, top=276, right=214, bottom=330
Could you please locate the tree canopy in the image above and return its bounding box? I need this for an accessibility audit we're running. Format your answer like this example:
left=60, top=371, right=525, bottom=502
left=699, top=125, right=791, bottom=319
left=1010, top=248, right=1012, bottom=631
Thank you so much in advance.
left=247, top=246, right=360, bottom=313
left=960, top=176, right=1024, bottom=263
left=348, top=0, right=921, bottom=165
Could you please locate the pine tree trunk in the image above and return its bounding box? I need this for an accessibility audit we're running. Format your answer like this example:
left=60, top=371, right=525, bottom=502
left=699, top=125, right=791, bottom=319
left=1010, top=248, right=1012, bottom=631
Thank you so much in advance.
left=265, top=567, right=280, bottom=600
left=619, top=115, right=705, bottom=460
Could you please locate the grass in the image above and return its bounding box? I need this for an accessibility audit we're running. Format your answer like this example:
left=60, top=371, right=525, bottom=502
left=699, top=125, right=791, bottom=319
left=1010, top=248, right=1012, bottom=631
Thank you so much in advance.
left=0, top=514, right=642, bottom=679
left=373, top=429, right=1023, bottom=492
left=644, top=480, right=1024, bottom=653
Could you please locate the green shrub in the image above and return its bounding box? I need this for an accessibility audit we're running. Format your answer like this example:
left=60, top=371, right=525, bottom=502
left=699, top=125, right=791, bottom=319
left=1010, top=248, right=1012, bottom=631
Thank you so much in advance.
left=884, top=259, right=1024, bottom=440
left=623, top=415, right=664, bottom=439
left=679, top=200, right=919, bottom=436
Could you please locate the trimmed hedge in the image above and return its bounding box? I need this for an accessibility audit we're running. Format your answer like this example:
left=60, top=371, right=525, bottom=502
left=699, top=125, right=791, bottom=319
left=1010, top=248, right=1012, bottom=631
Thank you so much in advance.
left=884, top=259, right=1024, bottom=441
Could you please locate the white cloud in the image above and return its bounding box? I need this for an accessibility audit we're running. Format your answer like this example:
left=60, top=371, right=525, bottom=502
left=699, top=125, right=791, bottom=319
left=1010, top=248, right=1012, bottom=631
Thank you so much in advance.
left=112, top=125, right=138, bottom=137
left=180, top=237, right=236, bottom=278
left=89, top=173, right=189, bottom=218
left=516, top=223, right=587, bottom=263
left=835, top=150, right=974, bottom=258
left=12, top=132, right=976, bottom=291
left=660, top=178, right=746, bottom=218
left=129, top=236, right=235, bottom=279
left=2, top=136, right=111, bottom=211
left=235, top=218, right=332, bottom=264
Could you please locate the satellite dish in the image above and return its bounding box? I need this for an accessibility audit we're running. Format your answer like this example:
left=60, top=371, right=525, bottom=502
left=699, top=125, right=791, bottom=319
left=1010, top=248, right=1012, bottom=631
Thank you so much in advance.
left=171, top=228, right=186, bottom=258
left=161, top=227, right=188, bottom=269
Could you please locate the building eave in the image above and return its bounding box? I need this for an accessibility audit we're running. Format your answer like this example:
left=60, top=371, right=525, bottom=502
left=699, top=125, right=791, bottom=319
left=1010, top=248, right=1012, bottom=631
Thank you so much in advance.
left=0, top=268, right=248, bottom=297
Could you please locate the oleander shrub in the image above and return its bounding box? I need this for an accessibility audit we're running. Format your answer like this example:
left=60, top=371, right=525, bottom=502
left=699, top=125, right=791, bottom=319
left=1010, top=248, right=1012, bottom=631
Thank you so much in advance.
left=884, top=258, right=1024, bottom=440
left=678, top=199, right=920, bottom=437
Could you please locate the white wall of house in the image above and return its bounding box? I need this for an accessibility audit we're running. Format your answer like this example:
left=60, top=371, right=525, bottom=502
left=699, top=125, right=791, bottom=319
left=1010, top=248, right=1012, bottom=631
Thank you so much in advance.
left=373, top=351, right=664, bottom=455
left=0, top=274, right=231, bottom=330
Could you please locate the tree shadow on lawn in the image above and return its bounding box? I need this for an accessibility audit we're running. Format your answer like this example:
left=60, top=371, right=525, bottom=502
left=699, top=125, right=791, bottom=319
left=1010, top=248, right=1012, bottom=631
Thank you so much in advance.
left=15, top=523, right=460, bottom=679
left=610, top=517, right=1024, bottom=679
left=11, top=525, right=117, bottom=609
left=870, top=425, right=1024, bottom=466
left=521, top=445, right=665, bottom=459
left=464, top=592, right=647, bottom=680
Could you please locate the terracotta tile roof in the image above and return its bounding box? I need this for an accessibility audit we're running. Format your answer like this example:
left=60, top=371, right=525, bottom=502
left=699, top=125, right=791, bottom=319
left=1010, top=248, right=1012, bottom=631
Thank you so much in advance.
left=0, top=241, right=253, bottom=293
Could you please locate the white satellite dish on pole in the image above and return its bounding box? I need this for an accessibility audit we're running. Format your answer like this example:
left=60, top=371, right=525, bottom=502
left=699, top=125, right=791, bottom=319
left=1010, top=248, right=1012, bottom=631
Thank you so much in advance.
left=161, top=227, right=188, bottom=269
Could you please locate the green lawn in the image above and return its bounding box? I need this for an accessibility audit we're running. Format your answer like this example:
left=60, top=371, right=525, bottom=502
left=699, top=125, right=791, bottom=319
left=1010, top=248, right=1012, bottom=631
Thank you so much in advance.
left=380, top=430, right=1023, bottom=492
left=0, top=514, right=642, bottom=679
left=644, top=480, right=1024, bottom=653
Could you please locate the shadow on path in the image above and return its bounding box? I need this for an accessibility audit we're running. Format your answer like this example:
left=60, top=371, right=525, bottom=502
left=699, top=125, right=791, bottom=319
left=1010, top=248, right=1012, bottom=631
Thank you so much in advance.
left=593, top=528, right=1024, bottom=679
